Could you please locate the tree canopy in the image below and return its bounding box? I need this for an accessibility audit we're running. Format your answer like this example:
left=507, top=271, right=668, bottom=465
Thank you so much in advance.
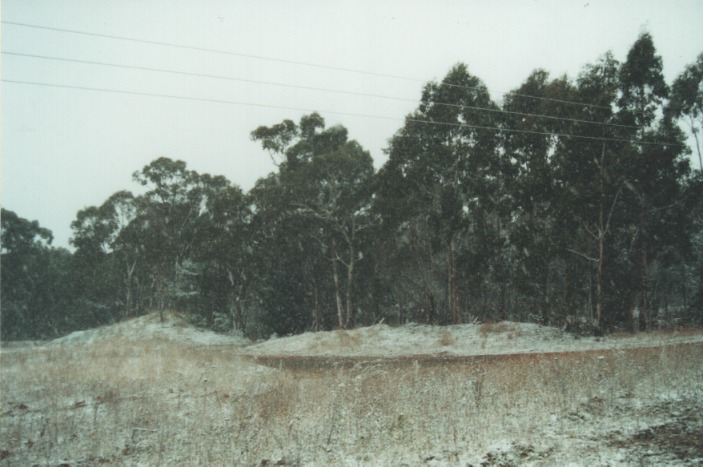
left=2, top=34, right=701, bottom=340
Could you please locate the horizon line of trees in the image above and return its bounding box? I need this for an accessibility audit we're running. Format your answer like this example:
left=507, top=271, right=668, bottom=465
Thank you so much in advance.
left=3, top=33, right=703, bottom=340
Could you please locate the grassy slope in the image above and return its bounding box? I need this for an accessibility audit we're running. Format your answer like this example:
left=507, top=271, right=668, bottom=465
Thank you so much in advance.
left=1, top=313, right=702, bottom=465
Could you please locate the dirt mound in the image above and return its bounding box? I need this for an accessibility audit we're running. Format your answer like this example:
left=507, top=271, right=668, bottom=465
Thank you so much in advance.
left=246, top=321, right=703, bottom=363
left=47, top=311, right=249, bottom=347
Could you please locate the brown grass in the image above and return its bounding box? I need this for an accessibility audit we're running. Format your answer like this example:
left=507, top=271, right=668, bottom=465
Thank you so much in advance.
left=479, top=320, right=516, bottom=337
left=1, top=335, right=702, bottom=465
left=335, top=328, right=362, bottom=348
left=438, top=330, right=455, bottom=346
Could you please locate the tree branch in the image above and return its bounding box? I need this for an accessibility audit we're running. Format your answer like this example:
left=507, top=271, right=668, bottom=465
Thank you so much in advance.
left=566, top=248, right=598, bottom=262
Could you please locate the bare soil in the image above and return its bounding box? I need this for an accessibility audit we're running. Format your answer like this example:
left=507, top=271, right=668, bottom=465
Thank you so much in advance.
left=606, top=407, right=703, bottom=463
left=250, top=340, right=703, bottom=370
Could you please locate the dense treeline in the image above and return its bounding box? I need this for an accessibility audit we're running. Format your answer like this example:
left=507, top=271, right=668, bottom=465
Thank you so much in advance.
left=3, top=34, right=703, bottom=340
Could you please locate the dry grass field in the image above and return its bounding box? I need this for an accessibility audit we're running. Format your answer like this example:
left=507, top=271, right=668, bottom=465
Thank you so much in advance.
left=1, top=313, right=702, bottom=465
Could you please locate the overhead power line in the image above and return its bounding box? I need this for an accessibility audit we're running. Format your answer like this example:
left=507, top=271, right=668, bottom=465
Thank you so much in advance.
left=3, top=20, right=616, bottom=113
left=3, top=50, right=637, bottom=130
left=3, top=79, right=680, bottom=148
left=2, top=20, right=421, bottom=83
left=3, top=78, right=405, bottom=121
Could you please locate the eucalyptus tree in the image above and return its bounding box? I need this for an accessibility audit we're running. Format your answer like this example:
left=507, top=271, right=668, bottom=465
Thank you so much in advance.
left=132, top=157, right=214, bottom=321
left=617, top=33, right=691, bottom=330
left=1, top=209, right=72, bottom=339
left=501, top=70, right=578, bottom=324
left=69, top=160, right=251, bottom=327
left=251, top=113, right=375, bottom=330
left=669, top=54, right=703, bottom=315
left=669, top=53, right=703, bottom=169
left=190, top=175, right=251, bottom=331
left=70, top=190, right=140, bottom=321
left=70, top=204, right=120, bottom=320
left=376, top=64, right=503, bottom=324
left=2, top=208, right=52, bottom=338
left=287, top=140, right=375, bottom=328
left=688, top=172, right=703, bottom=316
left=247, top=173, right=317, bottom=335
left=544, top=52, right=624, bottom=331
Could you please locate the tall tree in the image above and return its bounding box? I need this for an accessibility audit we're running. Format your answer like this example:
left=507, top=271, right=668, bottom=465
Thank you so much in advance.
left=1, top=209, right=72, bottom=339
left=288, top=140, right=375, bottom=328
left=376, top=64, right=503, bottom=324
left=191, top=176, right=251, bottom=331
left=553, top=52, right=623, bottom=331
left=71, top=191, right=140, bottom=321
left=669, top=54, right=703, bottom=315
left=618, top=33, right=690, bottom=330
left=247, top=173, right=317, bottom=335
left=251, top=113, right=375, bottom=330
left=669, top=52, right=703, bottom=170
left=132, top=157, right=208, bottom=321
left=502, top=70, right=577, bottom=324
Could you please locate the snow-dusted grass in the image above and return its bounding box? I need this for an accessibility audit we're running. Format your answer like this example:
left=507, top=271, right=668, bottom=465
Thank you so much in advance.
left=47, top=310, right=250, bottom=347
left=1, top=314, right=702, bottom=465
left=247, top=320, right=703, bottom=358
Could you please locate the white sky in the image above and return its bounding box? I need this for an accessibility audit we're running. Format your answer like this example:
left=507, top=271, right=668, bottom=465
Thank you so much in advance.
left=2, top=0, right=702, bottom=249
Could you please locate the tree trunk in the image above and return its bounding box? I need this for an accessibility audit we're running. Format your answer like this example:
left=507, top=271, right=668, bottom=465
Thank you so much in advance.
left=596, top=143, right=606, bottom=331
left=312, top=279, right=321, bottom=332
left=698, top=241, right=703, bottom=314
left=563, top=256, right=574, bottom=316
left=690, top=115, right=702, bottom=170
left=588, top=247, right=595, bottom=323
left=540, top=264, right=550, bottom=325
left=426, top=291, right=436, bottom=325
left=345, top=243, right=355, bottom=328
left=124, top=277, right=132, bottom=321
left=498, top=281, right=507, bottom=321
left=448, top=241, right=460, bottom=324
left=639, top=230, right=649, bottom=331
left=157, top=277, right=165, bottom=323
left=332, top=256, right=345, bottom=328
left=626, top=287, right=637, bottom=333
left=239, top=276, right=247, bottom=331
left=124, top=259, right=137, bottom=319
left=230, top=270, right=247, bottom=333
left=234, top=296, right=245, bottom=333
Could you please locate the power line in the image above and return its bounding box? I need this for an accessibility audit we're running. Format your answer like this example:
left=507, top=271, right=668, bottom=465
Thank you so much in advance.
left=1, top=20, right=421, bottom=83
left=3, top=78, right=680, bottom=148
left=3, top=50, right=637, bottom=130
left=2, top=50, right=421, bottom=103
left=2, top=78, right=405, bottom=122
left=3, top=20, right=616, bottom=113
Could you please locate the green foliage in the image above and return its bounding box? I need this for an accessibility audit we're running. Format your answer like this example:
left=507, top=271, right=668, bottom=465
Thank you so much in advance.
left=374, top=64, right=504, bottom=325
left=250, top=113, right=376, bottom=331
left=669, top=53, right=703, bottom=169
left=1, top=209, right=73, bottom=339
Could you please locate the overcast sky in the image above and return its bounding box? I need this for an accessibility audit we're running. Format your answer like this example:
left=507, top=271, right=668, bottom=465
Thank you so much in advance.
left=2, top=0, right=702, bottom=248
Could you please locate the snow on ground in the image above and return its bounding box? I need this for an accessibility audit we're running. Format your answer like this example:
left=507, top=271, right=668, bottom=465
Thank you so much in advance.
left=7, top=312, right=701, bottom=357
left=2, top=315, right=702, bottom=465
left=246, top=320, right=703, bottom=358
left=46, top=311, right=250, bottom=347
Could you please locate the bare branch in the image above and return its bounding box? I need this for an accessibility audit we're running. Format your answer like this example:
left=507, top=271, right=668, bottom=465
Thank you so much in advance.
left=603, top=185, right=623, bottom=237
left=566, top=248, right=598, bottom=262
